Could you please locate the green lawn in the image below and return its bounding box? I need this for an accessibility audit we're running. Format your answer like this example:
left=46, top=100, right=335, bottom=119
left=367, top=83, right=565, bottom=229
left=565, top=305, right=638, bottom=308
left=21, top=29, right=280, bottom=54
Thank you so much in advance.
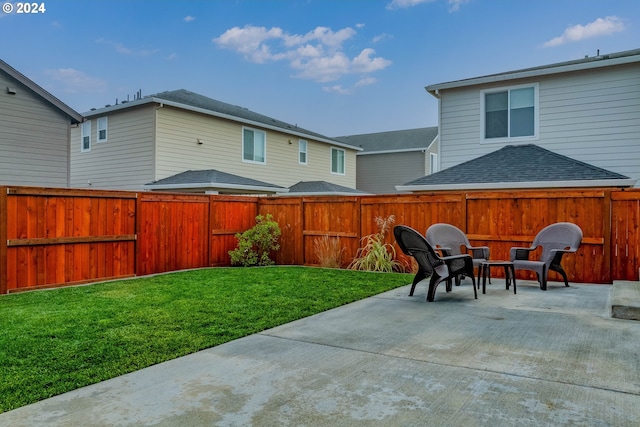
left=0, top=266, right=410, bottom=413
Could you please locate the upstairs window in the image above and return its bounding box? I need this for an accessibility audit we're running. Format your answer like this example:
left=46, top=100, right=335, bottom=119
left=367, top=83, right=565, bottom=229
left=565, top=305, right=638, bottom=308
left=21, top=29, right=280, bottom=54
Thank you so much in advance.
left=299, top=139, right=307, bottom=164
left=242, top=127, right=266, bottom=163
left=482, top=84, right=537, bottom=141
left=97, top=117, right=108, bottom=142
left=331, top=147, right=345, bottom=175
left=81, top=120, right=91, bottom=152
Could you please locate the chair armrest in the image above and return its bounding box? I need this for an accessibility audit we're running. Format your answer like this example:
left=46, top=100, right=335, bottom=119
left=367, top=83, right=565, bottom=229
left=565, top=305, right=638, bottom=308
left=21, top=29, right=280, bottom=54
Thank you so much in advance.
left=510, top=246, right=533, bottom=261
left=468, top=245, right=490, bottom=259
left=434, top=246, right=452, bottom=256
left=441, top=253, right=472, bottom=262
left=441, top=253, right=473, bottom=267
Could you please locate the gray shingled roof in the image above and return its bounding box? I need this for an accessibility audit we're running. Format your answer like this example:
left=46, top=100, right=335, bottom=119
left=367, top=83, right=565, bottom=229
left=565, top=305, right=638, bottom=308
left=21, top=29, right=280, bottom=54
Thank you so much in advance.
left=85, top=89, right=356, bottom=149
left=286, top=181, right=367, bottom=195
left=335, top=127, right=438, bottom=153
left=152, top=89, right=336, bottom=142
left=144, top=169, right=287, bottom=193
left=398, top=144, right=633, bottom=190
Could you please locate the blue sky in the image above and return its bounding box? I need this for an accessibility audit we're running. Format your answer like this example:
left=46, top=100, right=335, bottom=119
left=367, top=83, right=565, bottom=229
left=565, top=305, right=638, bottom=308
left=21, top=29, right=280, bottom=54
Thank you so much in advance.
left=1, top=0, right=637, bottom=136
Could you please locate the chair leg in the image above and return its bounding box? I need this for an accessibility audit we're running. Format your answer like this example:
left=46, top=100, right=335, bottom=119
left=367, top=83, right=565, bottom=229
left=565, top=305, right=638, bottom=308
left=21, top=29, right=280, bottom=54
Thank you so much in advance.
left=446, top=278, right=453, bottom=292
left=409, top=269, right=428, bottom=296
left=540, top=265, right=547, bottom=291
left=555, top=266, right=570, bottom=287
left=427, top=274, right=443, bottom=302
left=471, top=275, right=477, bottom=299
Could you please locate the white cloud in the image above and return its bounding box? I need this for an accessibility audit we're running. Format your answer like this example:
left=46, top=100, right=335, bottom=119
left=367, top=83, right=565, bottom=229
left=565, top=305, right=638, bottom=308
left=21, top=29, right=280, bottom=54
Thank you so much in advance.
left=352, top=48, right=391, bottom=73
left=355, top=77, right=377, bottom=87
left=322, top=76, right=378, bottom=95
left=184, top=15, right=195, bottom=22
left=543, top=16, right=625, bottom=47
left=387, top=0, right=467, bottom=11
left=387, top=0, right=435, bottom=10
left=373, top=33, right=392, bottom=43
left=96, top=38, right=159, bottom=57
left=213, top=25, right=391, bottom=84
left=447, top=0, right=470, bottom=12
left=323, top=84, right=352, bottom=95
left=44, top=68, right=108, bottom=94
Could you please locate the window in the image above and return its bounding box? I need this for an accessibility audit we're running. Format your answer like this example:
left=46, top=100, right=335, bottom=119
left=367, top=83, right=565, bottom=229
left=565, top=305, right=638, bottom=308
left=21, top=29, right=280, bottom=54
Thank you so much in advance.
left=97, top=117, right=108, bottom=142
left=429, top=152, right=438, bottom=174
left=81, top=120, right=91, bottom=152
left=482, top=84, right=537, bottom=141
left=299, top=139, right=307, bottom=164
left=331, top=147, right=345, bottom=175
left=242, top=127, right=266, bottom=163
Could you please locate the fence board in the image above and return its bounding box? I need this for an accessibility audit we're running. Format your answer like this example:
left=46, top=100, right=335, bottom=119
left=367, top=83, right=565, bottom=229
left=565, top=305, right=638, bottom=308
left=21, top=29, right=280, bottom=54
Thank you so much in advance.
left=2, top=188, right=137, bottom=292
left=258, top=197, right=304, bottom=265
left=136, top=193, right=210, bottom=275
left=210, top=196, right=258, bottom=266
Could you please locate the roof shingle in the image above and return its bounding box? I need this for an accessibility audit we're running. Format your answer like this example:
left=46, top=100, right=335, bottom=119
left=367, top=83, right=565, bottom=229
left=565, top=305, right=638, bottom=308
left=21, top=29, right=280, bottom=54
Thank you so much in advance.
left=401, top=144, right=631, bottom=188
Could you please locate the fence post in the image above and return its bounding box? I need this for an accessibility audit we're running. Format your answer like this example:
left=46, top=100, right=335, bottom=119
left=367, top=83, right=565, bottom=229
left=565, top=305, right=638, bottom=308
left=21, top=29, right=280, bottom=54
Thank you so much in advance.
left=603, top=189, right=612, bottom=283
left=461, top=191, right=468, bottom=233
left=0, top=187, right=7, bottom=294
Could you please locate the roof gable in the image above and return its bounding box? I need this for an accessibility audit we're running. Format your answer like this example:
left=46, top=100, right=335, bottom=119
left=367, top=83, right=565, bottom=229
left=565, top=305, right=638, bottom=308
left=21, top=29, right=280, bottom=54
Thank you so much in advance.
left=0, top=59, right=82, bottom=124
left=397, top=144, right=635, bottom=191
left=335, top=127, right=438, bottom=153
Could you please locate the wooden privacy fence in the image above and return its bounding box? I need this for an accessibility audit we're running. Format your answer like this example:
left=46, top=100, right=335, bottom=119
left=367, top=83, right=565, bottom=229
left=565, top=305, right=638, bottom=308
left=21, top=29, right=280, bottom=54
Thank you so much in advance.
left=2, top=185, right=640, bottom=293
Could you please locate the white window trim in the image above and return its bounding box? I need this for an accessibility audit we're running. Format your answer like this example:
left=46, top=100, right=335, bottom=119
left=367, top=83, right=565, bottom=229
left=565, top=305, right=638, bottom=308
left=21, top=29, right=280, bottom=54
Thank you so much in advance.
left=480, top=82, right=539, bottom=144
left=299, top=139, right=308, bottom=165
left=97, top=117, right=108, bottom=143
left=330, top=147, right=345, bottom=175
left=81, top=120, right=91, bottom=152
left=429, top=152, right=438, bottom=174
left=242, top=126, right=267, bottom=164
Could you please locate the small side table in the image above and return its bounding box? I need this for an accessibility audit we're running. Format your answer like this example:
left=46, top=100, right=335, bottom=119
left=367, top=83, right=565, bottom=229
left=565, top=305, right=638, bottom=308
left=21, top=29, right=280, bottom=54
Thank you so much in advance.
left=480, top=261, right=516, bottom=295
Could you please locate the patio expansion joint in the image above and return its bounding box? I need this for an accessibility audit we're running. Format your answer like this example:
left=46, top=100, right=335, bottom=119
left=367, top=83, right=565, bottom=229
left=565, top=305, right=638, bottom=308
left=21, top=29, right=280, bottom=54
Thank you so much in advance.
left=258, top=332, right=640, bottom=398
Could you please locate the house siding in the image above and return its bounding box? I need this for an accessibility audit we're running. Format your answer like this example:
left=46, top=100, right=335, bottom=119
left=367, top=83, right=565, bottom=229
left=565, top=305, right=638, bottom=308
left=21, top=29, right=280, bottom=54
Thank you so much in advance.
left=439, top=62, right=640, bottom=183
left=0, top=69, right=70, bottom=187
left=154, top=107, right=357, bottom=188
left=357, top=151, right=425, bottom=194
left=70, top=105, right=156, bottom=189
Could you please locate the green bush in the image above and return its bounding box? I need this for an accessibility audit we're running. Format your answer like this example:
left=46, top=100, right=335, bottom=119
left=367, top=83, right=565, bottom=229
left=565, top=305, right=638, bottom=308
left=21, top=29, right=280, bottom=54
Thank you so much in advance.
left=348, top=215, right=404, bottom=273
left=229, top=214, right=281, bottom=266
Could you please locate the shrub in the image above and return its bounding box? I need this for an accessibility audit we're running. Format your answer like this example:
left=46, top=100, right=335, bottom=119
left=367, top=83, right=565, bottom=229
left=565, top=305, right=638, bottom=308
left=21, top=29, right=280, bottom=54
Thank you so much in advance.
left=313, top=235, right=345, bottom=268
left=229, top=214, right=281, bottom=267
left=348, top=215, right=404, bottom=273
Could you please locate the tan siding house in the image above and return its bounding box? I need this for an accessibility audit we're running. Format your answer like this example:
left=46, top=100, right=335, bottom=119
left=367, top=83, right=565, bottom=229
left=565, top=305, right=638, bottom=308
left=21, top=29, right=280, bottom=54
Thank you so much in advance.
left=0, top=59, right=82, bottom=187
left=71, top=89, right=360, bottom=193
left=70, top=104, right=155, bottom=188
left=404, top=48, right=640, bottom=191
left=336, top=127, right=438, bottom=194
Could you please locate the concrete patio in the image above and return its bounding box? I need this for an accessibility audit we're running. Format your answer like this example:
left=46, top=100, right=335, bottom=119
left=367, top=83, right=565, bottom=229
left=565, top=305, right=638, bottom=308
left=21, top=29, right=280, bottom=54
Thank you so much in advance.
left=1, top=279, right=639, bottom=426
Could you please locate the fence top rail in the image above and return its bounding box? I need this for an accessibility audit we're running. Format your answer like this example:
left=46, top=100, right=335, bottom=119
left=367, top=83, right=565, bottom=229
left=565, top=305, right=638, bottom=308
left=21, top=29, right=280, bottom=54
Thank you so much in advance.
left=4, top=186, right=137, bottom=199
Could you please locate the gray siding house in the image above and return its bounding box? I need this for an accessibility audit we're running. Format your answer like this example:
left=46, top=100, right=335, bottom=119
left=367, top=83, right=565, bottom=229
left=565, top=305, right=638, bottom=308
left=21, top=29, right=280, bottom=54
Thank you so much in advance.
left=71, top=89, right=361, bottom=194
left=336, top=127, right=439, bottom=194
left=0, top=59, right=82, bottom=187
left=402, top=48, right=640, bottom=191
